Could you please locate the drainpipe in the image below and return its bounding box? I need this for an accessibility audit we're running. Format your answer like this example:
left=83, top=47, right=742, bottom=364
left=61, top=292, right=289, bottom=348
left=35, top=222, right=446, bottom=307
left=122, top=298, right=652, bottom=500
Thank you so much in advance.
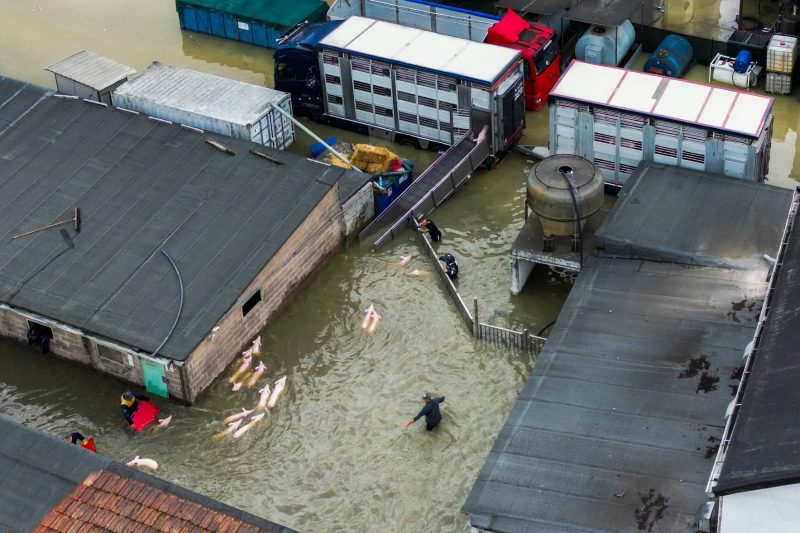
left=177, top=361, right=192, bottom=406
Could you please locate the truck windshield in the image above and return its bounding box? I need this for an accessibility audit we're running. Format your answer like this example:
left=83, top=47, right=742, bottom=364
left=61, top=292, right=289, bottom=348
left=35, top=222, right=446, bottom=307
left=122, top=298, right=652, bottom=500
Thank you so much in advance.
left=532, top=35, right=559, bottom=75
left=275, top=63, right=295, bottom=82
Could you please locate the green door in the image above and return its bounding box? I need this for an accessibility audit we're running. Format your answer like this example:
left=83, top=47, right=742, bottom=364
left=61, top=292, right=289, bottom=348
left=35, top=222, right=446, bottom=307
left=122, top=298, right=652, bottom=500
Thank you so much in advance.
left=141, top=358, right=169, bottom=398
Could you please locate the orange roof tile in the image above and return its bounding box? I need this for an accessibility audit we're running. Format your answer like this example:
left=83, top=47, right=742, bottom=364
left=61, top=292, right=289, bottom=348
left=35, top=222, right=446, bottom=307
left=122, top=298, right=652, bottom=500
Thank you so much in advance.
left=35, top=470, right=273, bottom=533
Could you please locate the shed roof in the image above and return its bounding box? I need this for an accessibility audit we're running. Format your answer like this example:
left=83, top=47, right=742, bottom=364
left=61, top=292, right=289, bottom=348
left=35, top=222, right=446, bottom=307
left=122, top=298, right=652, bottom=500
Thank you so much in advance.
left=175, top=0, right=328, bottom=28
left=462, top=166, right=790, bottom=532
left=550, top=61, right=773, bottom=138
left=45, top=50, right=136, bottom=91
left=113, top=62, right=290, bottom=126
left=596, top=162, right=793, bottom=269
left=713, top=201, right=800, bottom=494
left=0, top=415, right=294, bottom=531
left=0, top=76, right=367, bottom=361
left=319, top=16, right=521, bottom=85
left=495, top=0, right=567, bottom=16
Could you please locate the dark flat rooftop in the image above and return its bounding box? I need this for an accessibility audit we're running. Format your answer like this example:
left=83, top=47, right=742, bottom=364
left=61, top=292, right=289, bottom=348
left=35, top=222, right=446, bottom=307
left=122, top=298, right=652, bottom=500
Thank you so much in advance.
left=596, top=162, right=794, bottom=270
left=463, top=165, right=791, bottom=532
left=714, top=199, right=800, bottom=494
left=0, top=76, right=367, bottom=361
left=0, top=414, right=294, bottom=531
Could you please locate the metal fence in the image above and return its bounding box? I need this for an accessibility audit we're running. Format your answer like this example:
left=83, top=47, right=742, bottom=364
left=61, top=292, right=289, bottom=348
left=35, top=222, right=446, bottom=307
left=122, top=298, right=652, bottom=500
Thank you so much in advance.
left=415, top=226, right=546, bottom=354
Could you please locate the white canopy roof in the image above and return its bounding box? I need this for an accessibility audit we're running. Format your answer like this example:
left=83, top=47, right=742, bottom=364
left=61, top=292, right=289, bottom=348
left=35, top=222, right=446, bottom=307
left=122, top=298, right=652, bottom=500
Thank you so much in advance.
left=551, top=61, right=773, bottom=138
left=319, top=16, right=520, bottom=85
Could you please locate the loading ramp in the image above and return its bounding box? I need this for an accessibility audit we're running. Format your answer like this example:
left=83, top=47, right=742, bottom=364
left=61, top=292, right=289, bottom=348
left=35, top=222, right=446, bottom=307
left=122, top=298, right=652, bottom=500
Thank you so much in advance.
left=358, top=132, right=490, bottom=249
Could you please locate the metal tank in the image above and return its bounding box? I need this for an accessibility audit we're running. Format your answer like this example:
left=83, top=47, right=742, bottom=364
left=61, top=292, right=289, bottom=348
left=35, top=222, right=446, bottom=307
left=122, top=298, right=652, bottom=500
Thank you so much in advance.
left=643, top=34, right=694, bottom=77
left=527, top=155, right=604, bottom=237
left=575, top=20, right=635, bottom=66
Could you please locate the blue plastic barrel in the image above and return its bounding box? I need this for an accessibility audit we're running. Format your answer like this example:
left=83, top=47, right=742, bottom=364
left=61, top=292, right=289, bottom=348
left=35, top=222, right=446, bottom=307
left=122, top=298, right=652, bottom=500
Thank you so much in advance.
left=309, top=137, right=337, bottom=158
left=643, top=34, right=694, bottom=77
left=733, top=50, right=752, bottom=73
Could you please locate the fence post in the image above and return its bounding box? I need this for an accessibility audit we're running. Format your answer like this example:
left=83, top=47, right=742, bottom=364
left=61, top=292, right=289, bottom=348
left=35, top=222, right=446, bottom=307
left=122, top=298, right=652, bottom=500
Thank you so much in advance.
left=473, top=298, right=479, bottom=338
left=524, top=329, right=529, bottom=352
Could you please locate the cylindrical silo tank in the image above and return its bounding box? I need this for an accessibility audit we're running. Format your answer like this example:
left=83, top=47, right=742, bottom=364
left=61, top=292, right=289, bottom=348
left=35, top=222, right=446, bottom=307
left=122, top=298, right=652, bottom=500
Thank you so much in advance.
left=527, top=155, right=604, bottom=236
left=643, top=34, right=694, bottom=77
left=575, top=20, right=635, bottom=66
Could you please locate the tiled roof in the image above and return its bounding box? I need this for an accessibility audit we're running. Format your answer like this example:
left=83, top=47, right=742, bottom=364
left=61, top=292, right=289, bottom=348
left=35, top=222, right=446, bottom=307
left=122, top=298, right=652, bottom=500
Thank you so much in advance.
left=35, top=470, right=270, bottom=532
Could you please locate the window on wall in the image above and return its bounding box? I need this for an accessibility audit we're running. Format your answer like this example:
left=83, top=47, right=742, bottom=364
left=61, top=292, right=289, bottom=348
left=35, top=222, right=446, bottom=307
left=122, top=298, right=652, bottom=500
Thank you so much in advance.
left=96, top=343, right=129, bottom=365
left=242, top=290, right=262, bottom=316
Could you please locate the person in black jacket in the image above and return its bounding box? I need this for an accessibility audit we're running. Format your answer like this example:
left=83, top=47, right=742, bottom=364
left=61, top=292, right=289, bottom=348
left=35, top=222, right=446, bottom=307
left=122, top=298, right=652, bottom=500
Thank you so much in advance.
left=416, top=217, right=442, bottom=242
left=65, top=432, right=85, bottom=445
left=120, top=391, right=149, bottom=426
left=438, top=253, right=458, bottom=280
left=404, top=392, right=446, bottom=431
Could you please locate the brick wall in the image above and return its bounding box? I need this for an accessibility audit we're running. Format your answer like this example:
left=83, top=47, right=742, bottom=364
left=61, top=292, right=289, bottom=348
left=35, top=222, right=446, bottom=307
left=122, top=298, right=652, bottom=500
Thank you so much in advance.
left=182, top=185, right=346, bottom=402
left=0, top=305, right=148, bottom=390
left=341, top=181, right=375, bottom=244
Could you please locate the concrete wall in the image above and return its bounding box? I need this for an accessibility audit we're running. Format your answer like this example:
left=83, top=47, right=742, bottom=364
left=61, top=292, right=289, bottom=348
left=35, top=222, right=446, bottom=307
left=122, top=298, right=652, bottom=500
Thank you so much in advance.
left=181, top=184, right=347, bottom=402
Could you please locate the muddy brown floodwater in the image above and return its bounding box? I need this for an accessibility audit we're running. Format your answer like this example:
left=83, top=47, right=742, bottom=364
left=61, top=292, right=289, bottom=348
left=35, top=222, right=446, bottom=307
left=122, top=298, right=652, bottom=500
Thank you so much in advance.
left=0, top=0, right=798, bottom=531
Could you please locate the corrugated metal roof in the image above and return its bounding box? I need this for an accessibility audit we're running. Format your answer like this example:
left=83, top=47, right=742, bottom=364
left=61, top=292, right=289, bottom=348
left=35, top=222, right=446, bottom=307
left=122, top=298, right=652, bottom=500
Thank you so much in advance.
left=114, top=62, right=289, bottom=126
left=320, top=16, right=521, bottom=85
left=713, top=203, right=800, bottom=494
left=0, top=415, right=296, bottom=532
left=0, top=77, right=367, bottom=361
left=550, top=61, right=773, bottom=138
left=45, top=49, right=136, bottom=91
left=462, top=166, right=791, bottom=532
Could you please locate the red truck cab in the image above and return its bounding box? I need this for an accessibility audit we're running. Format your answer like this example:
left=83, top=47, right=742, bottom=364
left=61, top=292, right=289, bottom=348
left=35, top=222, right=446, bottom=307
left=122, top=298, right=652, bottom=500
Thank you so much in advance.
left=486, top=9, right=560, bottom=111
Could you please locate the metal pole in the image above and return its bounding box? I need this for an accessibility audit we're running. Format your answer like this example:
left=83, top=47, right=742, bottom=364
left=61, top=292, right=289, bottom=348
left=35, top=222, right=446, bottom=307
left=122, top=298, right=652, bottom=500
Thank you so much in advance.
left=269, top=104, right=361, bottom=172
left=473, top=297, right=479, bottom=338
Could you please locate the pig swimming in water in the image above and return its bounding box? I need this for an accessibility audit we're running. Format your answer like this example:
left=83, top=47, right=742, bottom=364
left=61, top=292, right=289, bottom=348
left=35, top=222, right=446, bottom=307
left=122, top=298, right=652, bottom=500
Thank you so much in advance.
left=268, top=376, right=287, bottom=409
left=232, top=413, right=265, bottom=439
left=126, top=456, right=158, bottom=470
left=257, top=384, right=272, bottom=410
left=157, top=415, right=172, bottom=428
left=212, top=419, right=242, bottom=441
left=367, top=311, right=381, bottom=334
left=361, top=304, right=375, bottom=329
left=228, top=353, right=252, bottom=384
left=245, top=361, right=267, bottom=389
left=251, top=336, right=262, bottom=355
left=222, top=407, right=253, bottom=425
left=399, top=255, right=412, bottom=266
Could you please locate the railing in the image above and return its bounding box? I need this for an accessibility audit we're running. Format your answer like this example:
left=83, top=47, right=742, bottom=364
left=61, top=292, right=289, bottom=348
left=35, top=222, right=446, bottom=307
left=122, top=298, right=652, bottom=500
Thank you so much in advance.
left=415, top=223, right=546, bottom=354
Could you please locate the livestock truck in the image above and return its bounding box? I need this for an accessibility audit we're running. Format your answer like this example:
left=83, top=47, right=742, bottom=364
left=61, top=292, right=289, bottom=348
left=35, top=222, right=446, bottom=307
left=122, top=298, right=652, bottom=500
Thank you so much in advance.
left=327, top=0, right=560, bottom=110
left=274, top=16, right=526, bottom=158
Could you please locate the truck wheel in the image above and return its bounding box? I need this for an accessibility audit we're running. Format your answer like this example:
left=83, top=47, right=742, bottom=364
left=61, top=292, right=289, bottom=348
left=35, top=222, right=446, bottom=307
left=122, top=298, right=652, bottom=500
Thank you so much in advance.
left=397, top=137, right=420, bottom=149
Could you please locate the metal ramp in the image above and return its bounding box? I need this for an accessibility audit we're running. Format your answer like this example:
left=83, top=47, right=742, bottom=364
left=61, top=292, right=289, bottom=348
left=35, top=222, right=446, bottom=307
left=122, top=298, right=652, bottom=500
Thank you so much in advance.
left=359, top=133, right=491, bottom=249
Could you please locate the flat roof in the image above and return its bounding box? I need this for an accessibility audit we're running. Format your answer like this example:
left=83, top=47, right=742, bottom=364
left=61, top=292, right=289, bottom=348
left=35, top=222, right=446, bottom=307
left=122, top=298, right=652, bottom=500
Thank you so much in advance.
left=319, top=16, right=521, bottom=85
left=495, top=0, right=567, bottom=16
left=714, top=202, right=800, bottom=494
left=565, top=0, right=643, bottom=25
left=45, top=49, right=136, bottom=91
left=114, top=62, right=290, bottom=125
left=0, top=76, right=367, bottom=361
left=463, top=166, right=791, bottom=532
left=596, top=162, right=793, bottom=269
left=0, top=414, right=294, bottom=531
left=550, top=61, right=773, bottom=138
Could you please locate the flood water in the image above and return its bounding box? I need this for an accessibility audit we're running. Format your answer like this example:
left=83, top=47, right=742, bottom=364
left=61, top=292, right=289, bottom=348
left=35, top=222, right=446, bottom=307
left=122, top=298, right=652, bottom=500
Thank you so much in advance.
left=0, top=1, right=798, bottom=532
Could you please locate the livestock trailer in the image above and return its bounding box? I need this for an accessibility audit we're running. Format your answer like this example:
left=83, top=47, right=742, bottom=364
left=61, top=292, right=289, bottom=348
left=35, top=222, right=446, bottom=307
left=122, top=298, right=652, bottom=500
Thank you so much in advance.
left=275, top=16, right=526, bottom=157
left=176, top=0, right=328, bottom=49
left=113, top=62, right=294, bottom=150
left=549, top=61, right=773, bottom=185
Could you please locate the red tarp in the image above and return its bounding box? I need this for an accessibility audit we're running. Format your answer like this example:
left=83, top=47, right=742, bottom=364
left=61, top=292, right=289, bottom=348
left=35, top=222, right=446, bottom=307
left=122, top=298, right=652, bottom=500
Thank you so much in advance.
left=131, top=400, right=160, bottom=432
left=486, top=9, right=528, bottom=46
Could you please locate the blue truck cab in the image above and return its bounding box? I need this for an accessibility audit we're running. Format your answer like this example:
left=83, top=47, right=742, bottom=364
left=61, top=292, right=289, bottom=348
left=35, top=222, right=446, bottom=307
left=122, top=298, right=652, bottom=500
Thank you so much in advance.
left=274, top=21, right=342, bottom=117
